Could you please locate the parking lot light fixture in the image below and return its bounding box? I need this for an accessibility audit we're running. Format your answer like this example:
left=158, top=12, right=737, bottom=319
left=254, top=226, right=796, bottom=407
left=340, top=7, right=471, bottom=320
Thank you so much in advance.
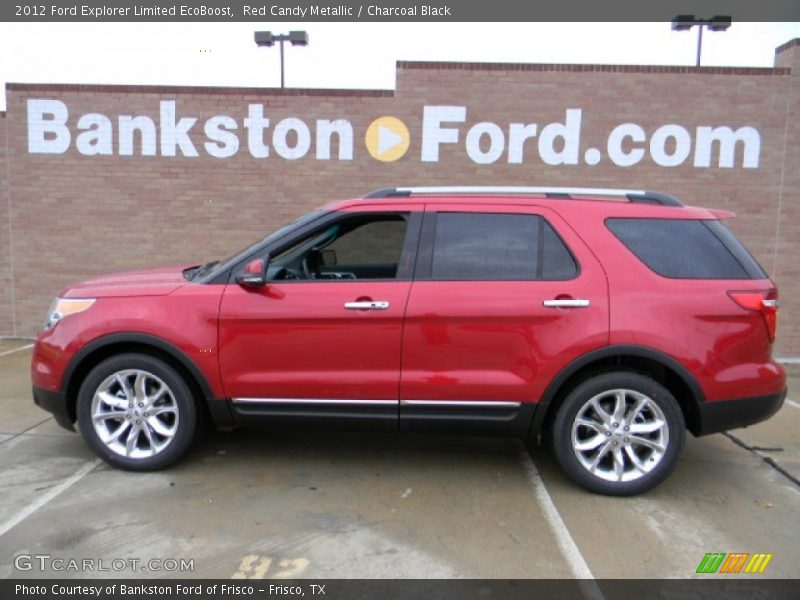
left=254, top=30, right=309, bottom=88
left=671, top=15, right=732, bottom=66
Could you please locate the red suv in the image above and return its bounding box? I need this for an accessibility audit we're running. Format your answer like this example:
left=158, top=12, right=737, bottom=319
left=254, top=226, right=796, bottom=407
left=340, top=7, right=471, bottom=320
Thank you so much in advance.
left=31, top=186, right=786, bottom=495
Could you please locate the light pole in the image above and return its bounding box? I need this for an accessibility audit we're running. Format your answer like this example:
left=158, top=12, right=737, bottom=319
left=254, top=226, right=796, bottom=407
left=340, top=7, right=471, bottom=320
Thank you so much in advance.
left=671, top=16, right=731, bottom=67
left=254, top=30, right=309, bottom=88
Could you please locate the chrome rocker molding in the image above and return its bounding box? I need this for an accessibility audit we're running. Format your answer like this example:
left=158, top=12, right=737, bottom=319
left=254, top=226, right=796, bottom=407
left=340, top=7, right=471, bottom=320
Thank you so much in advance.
left=400, top=400, right=522, bottom=408
left=231, top=398, right=522, bottom=408
left=232, top=398, right=397, bottom=405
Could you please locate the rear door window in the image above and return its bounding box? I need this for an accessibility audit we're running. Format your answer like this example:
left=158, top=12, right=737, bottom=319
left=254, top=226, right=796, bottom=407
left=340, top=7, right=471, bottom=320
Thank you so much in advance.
left=430, top=212, right=577, bottom=281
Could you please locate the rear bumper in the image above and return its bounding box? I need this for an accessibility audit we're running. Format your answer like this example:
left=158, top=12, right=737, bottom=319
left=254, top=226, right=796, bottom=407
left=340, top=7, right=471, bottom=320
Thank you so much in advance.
left=694, top=389, right=786, bottom=436
left=32, top=386, right=74, bottom=431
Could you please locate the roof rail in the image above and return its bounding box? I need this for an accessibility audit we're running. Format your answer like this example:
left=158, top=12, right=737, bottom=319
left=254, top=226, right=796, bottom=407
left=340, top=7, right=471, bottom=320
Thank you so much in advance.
left=364, top=186, right=684, bottom=207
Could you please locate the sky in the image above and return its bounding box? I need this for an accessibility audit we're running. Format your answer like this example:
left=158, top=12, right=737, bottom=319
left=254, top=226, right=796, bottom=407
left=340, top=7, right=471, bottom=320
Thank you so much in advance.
left=0, top=22, right=799, bottom=111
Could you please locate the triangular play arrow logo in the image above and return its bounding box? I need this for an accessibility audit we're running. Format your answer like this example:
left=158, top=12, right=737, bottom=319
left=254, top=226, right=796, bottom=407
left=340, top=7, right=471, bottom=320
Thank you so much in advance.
left=378, top=125, right=403, bottom=154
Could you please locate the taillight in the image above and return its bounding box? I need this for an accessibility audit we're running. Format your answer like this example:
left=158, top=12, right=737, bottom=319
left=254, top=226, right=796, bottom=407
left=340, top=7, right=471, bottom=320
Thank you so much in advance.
left=728, top=288, right=779, bottom=342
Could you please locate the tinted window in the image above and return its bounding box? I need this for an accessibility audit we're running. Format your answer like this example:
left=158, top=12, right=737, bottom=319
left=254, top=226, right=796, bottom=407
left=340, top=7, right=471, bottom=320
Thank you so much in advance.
left=327, top=219, right=406, bottom=266
left=270, top=214, right=408, bottom=280
left=542, top=221, right=579, bottom=280
left=606, top=218, right=761, bottom=279
left=704, top=220, right=767, bottom=279
left=431, top=213, right=577, bottom=281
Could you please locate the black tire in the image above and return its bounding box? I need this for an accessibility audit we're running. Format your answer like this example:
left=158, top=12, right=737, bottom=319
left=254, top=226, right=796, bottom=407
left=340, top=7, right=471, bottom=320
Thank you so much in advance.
left=551, top=372, right=685, bottom=496
left=76, top=353, right=197, bottom=471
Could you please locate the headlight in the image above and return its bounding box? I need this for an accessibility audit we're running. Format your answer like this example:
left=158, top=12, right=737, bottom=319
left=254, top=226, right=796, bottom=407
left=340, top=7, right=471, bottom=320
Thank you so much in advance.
left=43, top=298, right=96, bottom=331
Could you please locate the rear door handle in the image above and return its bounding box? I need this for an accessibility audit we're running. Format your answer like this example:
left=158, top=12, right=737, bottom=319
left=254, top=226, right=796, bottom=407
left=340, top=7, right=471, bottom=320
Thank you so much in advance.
left=543, top=299, right=591, bottom=308
left=344, top=301, right=390, bottom=310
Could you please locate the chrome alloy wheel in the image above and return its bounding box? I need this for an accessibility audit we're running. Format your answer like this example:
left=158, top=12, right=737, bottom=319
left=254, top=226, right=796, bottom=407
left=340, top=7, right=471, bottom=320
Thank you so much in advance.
left=571, top=388, right=669, bottom=483
left=91, top=369, right=179, bottom=459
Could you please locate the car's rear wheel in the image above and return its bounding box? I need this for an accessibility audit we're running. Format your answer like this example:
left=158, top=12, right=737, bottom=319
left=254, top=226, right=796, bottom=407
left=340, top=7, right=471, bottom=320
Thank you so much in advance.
left=77, top=353, right=197, bottom=470
left=552, top=372, right=685, bottom=495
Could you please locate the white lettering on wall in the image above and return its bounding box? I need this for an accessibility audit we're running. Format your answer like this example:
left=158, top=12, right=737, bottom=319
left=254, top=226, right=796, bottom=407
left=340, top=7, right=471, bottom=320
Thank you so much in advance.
left=23, top=98, right=763, bottom=169
left=421, top=106, right=466, bottom=162
left=607, top=123, right=646, bottom=167
left=204, top=116, right=239, bottom=158
left=119, top=116, right=157, bottom=156
left=316, top=120, right=353, bottom=160
left=694, top=126, right=760, bottom=169
left=538, top=109, right=582, bottom=166
left=75, top=113, right=113, bottom=156
left=244, top=104, right=270, bottom=159
left=508, top=123, right=538, bottom=164
left=650, top=124, right=692, bottom=167
left=27, top=99, right=70, bottom=154
left=159, top=100, right=198, bottom=157
left=465, top=122, right=505, bottom=164
left=272, top=118, right=311, bottom=160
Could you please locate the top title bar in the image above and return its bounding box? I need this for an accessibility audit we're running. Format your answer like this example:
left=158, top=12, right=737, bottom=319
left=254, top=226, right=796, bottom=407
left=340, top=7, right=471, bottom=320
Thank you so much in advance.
left=3, top=0, right=800, bottom=22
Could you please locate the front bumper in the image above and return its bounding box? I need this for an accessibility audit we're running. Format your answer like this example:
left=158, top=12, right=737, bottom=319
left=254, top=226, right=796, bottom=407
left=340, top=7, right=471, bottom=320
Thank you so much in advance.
left=32, top=386, right=74, bottom=431
left=695, top=389, right=786, bottom=436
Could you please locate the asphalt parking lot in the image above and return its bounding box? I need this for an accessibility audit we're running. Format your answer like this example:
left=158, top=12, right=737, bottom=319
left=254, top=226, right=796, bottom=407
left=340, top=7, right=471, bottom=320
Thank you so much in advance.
left=1, top=338, right=799, bottom=580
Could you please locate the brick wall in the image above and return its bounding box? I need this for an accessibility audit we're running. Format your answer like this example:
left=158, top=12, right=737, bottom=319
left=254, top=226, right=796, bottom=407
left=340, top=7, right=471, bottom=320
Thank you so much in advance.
left=774, top=40, right=800, bottom=359
left=2, top=40, right=799, bottom=357
left=0, top=111, right=13, bottom=335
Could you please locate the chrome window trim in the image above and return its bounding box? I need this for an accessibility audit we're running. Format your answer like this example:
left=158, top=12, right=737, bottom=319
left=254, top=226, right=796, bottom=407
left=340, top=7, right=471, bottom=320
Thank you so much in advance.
left=401, top=400, right=521, bottom=407
left=231, top=398, right=396, bottom=405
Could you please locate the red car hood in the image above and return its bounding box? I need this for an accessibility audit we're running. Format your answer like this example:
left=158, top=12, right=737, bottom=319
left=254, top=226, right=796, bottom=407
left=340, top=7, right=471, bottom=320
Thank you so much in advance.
left=61, top=264, right=195, bottom=298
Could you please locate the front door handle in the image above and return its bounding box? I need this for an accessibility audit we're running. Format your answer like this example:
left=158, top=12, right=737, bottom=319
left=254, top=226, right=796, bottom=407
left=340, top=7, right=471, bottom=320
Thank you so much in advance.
left=543, top=299, right=591, bottom=308
left=344, top=301, right=390, bottom=310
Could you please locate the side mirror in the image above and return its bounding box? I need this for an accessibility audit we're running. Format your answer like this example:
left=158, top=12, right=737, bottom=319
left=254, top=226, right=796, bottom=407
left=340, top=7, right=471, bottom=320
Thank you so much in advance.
left=235, top=257, right=267, bottom=287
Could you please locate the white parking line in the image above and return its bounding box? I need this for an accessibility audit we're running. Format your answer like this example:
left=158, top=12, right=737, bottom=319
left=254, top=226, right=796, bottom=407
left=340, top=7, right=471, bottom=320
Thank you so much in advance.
left=0, top=343, right=33, bottom=358
left=786, top=399, right=800, bottom=410
left=0, top=458, right=100, bottom=537
left=520, top=449, right=604, bottom=599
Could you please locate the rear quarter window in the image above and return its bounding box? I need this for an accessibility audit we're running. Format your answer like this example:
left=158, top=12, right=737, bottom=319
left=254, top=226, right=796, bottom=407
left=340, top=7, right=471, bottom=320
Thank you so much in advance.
left=606, top=218, right=767, bottom=280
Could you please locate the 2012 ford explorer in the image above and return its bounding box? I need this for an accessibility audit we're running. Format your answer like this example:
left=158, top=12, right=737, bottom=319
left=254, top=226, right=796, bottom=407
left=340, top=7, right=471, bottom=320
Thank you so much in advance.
left=32, top=186, right=786, bottom=495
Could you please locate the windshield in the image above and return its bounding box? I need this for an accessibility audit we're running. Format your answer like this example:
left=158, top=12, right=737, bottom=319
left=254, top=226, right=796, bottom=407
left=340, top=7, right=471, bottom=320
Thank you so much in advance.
left=191, top=209, right=326, bottom=281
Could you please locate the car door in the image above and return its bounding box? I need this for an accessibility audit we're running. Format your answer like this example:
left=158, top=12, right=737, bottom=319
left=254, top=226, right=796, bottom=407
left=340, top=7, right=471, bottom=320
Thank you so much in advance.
left=218, top=205, right=422, bottom=427
left=399, top=203, right=609, bottom=433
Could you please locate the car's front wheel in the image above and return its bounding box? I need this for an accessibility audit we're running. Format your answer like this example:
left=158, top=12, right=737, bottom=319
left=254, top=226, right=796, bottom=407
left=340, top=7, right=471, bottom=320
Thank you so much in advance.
left=551, top=372, right=685, bottom=495
left=77, top=353, right=197, bottom=470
